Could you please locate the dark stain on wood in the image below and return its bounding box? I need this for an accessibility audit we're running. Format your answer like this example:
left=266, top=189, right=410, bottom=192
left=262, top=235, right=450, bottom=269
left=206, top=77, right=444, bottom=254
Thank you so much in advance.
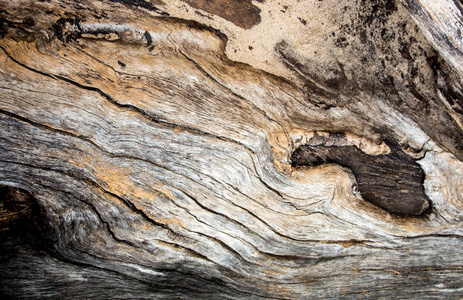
left=143, top=30, right=152, bottom=46
left=298, top=17, right=307, bottom=25
left=436, top=62, right=463, bottom=115
left=52, top=18, right=83, bottom=43
left=181, top=0, right=262, bottom=29
left=118, top=60, right=126, bottom=68
left=291, top=137, right=430, bottom=216
left=275, top=40, right=341, bottom=109
left=274, top=0, right=463, bottom=163
left=107, top=0, right=169, bottom=16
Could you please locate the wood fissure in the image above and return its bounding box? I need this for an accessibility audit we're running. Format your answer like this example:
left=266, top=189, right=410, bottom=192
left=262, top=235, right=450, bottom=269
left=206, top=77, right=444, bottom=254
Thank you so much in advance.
left=0, top=45, right=256, bottom=155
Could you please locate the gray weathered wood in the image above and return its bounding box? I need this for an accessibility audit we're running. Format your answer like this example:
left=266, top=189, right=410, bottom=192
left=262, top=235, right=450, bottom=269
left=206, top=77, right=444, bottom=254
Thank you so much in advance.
left=1, top=0, right=463, bottom=298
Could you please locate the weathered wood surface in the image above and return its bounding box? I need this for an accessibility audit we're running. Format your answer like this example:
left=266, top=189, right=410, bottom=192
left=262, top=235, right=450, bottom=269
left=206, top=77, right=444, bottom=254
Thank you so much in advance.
left=1, top=0, right=463, bottom=298
left=291, top=136, right=430, bottom=216
left=400, top=0, right=463, bottom=78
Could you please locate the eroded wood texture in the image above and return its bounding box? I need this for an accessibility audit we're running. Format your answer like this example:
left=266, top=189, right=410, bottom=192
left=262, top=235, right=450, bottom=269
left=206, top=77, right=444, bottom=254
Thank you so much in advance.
left=400, top=0, right=463, bottom=78
left=291, top=135, right=430, bottom=216
left=0, top=0, right=463, bottom=298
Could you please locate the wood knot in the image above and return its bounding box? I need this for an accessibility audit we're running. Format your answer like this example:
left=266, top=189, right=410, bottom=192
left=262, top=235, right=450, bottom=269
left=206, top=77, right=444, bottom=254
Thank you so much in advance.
left=291, top=136, right=431, bottom=216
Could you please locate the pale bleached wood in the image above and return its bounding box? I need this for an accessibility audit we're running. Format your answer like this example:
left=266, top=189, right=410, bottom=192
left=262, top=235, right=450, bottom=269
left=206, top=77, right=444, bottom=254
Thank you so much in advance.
left=0, top=0, right=463, bottom=298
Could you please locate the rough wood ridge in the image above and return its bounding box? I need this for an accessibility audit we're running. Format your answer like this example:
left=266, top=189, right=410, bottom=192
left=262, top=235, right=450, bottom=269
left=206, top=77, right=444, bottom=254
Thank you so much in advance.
left=1, top=0, right=463, bottom=298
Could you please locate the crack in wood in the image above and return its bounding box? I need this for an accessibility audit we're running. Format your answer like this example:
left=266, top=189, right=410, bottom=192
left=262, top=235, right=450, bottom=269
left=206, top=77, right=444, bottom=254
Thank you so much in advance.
left=0, top=45, right=255, bottom=155
left=178, top=49, right=283, bottom=128
left=1, top=114, right=333, bottom=268
left=0, top=158, right=222, bottom=265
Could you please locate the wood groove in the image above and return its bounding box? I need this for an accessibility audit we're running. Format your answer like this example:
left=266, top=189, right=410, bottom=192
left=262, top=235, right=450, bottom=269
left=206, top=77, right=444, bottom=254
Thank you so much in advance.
left=0, top=46, right=256, bottom=155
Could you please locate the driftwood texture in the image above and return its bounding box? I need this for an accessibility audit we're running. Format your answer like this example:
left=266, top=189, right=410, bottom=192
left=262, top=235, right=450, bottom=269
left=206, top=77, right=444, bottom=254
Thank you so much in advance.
left=1, top=0, right=463, bottom=298
left=290, top=137, right=430, bottom=216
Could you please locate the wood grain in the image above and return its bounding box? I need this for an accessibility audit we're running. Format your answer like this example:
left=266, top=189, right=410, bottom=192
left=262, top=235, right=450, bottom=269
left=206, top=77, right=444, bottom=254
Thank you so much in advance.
left=400, top=0, right=463, bottom=78
left=0, top=0, right=462, bottom=298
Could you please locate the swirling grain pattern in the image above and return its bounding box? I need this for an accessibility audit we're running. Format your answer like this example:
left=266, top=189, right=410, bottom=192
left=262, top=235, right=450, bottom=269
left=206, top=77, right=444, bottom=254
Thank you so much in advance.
left=0, top=0, right=463, bottom=298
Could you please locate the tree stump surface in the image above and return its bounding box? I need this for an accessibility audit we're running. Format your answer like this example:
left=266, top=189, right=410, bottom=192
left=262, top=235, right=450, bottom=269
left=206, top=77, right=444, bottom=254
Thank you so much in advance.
left=1, top=0, right=463, bottom=298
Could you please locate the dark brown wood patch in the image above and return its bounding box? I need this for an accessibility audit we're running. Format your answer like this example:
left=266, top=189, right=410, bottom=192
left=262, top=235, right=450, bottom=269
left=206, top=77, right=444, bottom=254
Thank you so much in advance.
left=181, top=0, right=262, bottom=29
left=291, top=141, right=431, bottom=216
